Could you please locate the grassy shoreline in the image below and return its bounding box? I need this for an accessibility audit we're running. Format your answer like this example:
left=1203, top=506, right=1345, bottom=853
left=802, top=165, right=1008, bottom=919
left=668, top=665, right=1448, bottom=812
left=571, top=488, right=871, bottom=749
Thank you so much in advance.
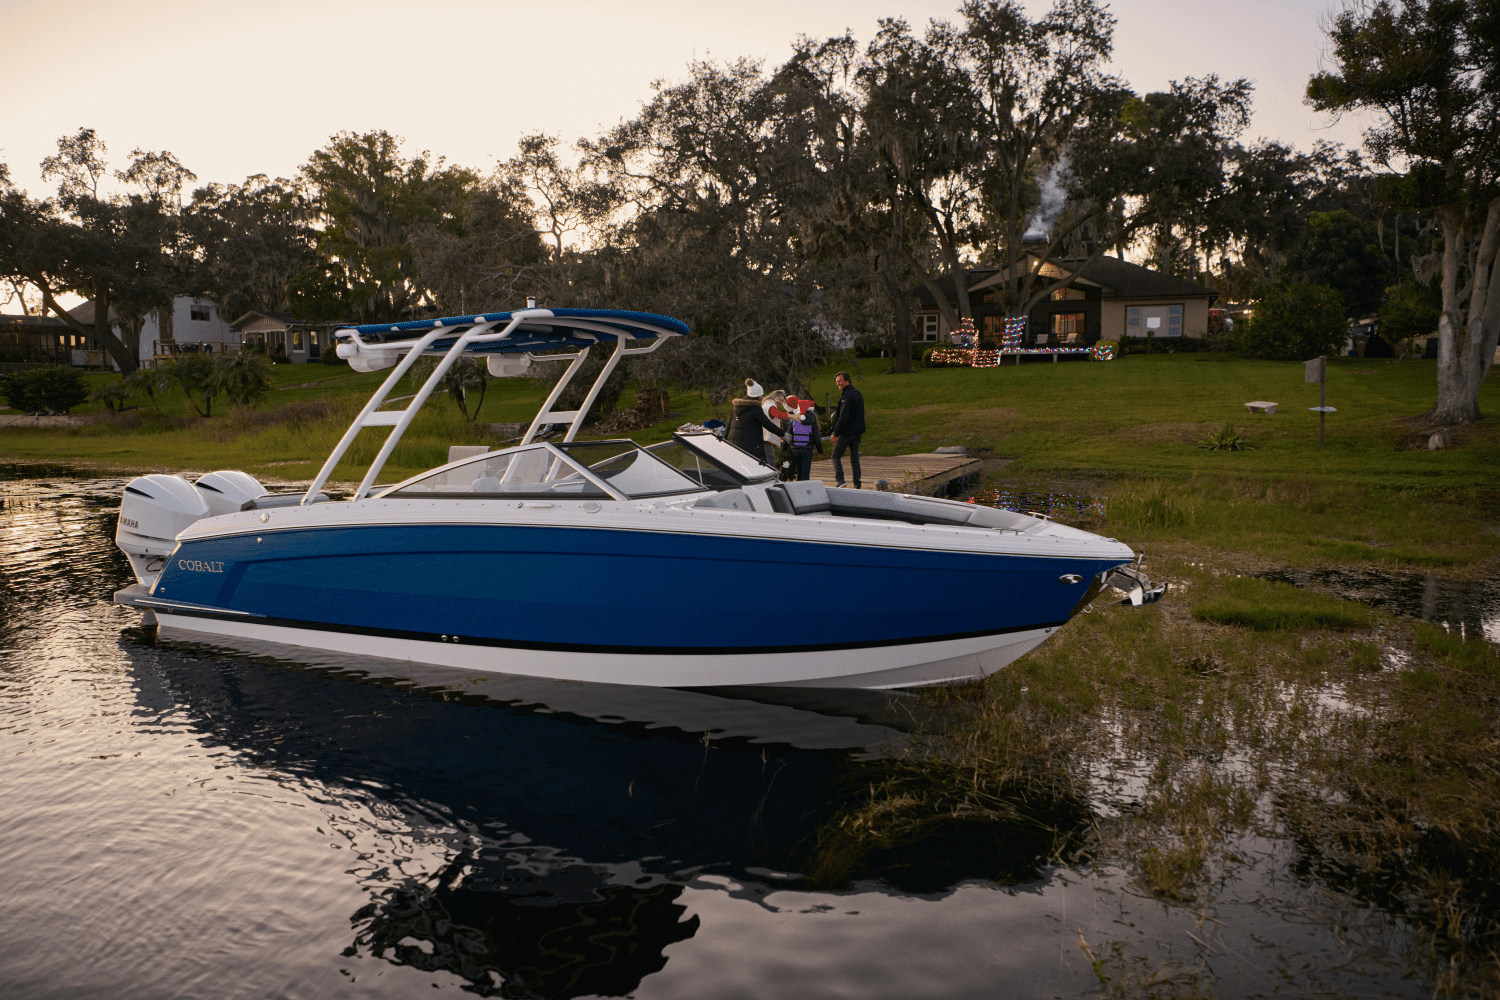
left=5, top=353, right=1497, bottom=569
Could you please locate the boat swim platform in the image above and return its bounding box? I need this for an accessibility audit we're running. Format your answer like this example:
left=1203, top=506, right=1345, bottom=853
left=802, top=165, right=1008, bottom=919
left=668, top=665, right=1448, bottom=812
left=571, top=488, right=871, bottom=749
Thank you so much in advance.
left=807, top=452, right=982, bottom=497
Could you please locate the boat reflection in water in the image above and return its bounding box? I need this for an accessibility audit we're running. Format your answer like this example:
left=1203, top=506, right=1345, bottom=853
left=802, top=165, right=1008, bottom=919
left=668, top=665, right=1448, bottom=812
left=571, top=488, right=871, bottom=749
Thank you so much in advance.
left=134, top=632, right=1082, bottom=998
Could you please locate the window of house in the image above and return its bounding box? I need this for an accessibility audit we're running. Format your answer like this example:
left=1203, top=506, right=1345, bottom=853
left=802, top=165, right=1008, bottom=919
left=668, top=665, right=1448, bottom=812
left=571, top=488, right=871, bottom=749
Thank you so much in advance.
left=292, top=329, right=304, bottom=351
left=917, top=313, right=939, bottom=341
left=1050, top=287, right=1085, bottom=301
left=190, top=305, right=211, bottom=322
left=1052, top=313, right=1085, bottom=343
left=1126, top=305, right=1184, bottom=337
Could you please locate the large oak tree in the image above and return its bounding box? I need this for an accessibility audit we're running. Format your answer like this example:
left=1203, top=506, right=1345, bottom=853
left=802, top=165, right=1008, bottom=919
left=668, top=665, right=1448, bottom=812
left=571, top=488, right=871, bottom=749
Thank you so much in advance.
left=1309, top=0, right=1500, bottom=425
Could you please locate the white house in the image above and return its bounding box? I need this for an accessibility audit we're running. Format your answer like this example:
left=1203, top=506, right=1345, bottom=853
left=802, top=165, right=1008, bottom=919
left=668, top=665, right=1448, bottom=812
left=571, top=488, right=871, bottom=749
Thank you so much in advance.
left=70, top=296, right=241, bottom=369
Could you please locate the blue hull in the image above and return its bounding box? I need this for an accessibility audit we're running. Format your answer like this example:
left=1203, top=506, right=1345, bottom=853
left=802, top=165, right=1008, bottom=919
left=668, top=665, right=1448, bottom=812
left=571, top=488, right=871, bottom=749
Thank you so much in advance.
left=153, top=524, right=1114, bottom=654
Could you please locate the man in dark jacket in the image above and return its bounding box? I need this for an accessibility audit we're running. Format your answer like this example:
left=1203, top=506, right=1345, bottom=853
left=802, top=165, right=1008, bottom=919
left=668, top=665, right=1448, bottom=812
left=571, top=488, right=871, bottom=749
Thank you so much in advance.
left=727, top=380, right=782, bottom=466
left=829, top=371, right=864, bottom=488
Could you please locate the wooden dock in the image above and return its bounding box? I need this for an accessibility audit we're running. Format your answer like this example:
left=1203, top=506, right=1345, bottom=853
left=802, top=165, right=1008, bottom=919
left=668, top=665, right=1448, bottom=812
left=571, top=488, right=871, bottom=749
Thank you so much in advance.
left=806, top=452, right=982, bottom=497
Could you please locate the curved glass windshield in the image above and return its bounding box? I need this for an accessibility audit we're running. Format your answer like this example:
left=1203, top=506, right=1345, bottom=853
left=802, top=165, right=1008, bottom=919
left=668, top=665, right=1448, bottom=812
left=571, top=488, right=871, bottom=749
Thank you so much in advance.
left=384, top=447, right=608, bottom=499
left=382, top=442, right=703, bottom=500
left=554, top=441, right=705, bottom=498
left=656, top=432, right=776, bottom=486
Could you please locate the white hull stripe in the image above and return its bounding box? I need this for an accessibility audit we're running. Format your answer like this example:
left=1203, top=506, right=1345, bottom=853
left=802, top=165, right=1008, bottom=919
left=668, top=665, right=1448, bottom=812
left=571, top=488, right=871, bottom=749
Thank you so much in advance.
left=152, top=612, right=1057, bottom=689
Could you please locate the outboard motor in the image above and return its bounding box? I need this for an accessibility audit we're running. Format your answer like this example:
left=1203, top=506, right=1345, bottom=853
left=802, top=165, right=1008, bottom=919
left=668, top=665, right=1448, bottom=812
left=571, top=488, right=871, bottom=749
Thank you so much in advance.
left=116, top=474, right=208, bottom=588
left=115, top=471, right=268, bottom=587
left=193, top=470, right=268, bottom=516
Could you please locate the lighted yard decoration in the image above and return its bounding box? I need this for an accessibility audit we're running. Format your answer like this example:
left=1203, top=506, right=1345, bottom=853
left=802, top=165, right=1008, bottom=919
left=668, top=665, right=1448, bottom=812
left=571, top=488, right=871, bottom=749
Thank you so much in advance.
left=955, top=317, right=978, bottom=346
left=926, top=315, right=1112, bottom=367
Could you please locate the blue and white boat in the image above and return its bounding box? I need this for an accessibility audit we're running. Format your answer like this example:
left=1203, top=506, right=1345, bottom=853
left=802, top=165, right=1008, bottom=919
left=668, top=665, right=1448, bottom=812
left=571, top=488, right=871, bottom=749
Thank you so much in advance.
left=112, top=308, right=1160, bottom=689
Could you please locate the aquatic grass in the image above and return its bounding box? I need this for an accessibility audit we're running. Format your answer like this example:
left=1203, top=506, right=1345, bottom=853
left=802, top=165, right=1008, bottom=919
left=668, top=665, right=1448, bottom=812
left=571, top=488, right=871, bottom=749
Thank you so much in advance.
left=1413, top=621, right=1500, bottom=679
left=820, top=552, right=1500, bottom=988
left=1191, top=576, right=1371, bottom=631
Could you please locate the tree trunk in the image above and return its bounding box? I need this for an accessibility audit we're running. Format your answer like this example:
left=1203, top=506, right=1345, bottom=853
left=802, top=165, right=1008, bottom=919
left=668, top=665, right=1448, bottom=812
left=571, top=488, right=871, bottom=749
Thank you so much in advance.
left=1427, top=200, right=1500, bottom=426
left=38, top=283, right=138, bottom=373
left=882, top=274, right=915, bottom=374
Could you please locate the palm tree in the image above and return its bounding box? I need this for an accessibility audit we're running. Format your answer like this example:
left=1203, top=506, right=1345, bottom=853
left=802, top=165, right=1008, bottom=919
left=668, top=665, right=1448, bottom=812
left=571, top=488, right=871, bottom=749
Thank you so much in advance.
left=216, top=352, right=275, bottom=408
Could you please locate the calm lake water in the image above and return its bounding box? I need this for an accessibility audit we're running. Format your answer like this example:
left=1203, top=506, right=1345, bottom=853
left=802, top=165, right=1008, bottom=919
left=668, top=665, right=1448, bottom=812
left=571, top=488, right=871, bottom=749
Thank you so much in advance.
left=0, top=469, right=1477, bottom=998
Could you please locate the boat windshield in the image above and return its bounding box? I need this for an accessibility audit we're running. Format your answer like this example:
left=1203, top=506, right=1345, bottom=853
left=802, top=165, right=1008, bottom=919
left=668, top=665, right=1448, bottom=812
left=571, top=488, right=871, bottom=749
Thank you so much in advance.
left=654, top=432, right=776, bottom=487
left=382, top=442, right=703, bottom=500
left=553, top=441, right=706, bottom=498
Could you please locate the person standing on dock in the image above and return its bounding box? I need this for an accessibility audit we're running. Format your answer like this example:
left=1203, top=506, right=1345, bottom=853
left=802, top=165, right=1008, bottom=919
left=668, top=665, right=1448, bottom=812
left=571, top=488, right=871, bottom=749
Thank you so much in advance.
left=783, top=397, right=823, bottom=481
left=727, top=380, right=785, bottom=467
left=829, top=371, right=864, bottom=489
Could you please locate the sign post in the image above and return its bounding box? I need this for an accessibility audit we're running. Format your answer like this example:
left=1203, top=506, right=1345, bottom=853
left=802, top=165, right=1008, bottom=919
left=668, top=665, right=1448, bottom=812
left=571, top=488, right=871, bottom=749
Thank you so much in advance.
left=1305, top=356, right=1335, bottom=445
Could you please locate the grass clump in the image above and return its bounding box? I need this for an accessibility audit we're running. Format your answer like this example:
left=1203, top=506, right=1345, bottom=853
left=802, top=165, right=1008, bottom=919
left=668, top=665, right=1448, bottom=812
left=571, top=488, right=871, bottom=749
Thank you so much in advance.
left=1413, top=621, right=1500, bottom=679
left=1196, top=422, right=1249, bottom=451
left=1191, top=576, right=1371, bottom=631
left=1106, top=479, right=1198, bottom=530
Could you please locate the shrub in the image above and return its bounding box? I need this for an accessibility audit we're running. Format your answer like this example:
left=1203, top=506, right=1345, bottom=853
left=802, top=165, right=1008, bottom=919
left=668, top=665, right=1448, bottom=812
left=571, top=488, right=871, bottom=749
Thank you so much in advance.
left=218, top=352, right=275, bottom=408
left=1238, top=282, right=1347, bottom=360
left=87, top=379, right=135, bottom=414
left=160, top=354, right=223, bottom=417
left=1197, top=423, right=1249, bottom=451
left=1378, top=282, right=1441, bottom=358
left=122, top=368, right=172, bottom=414
left=0, top=366, right=89, bottom=413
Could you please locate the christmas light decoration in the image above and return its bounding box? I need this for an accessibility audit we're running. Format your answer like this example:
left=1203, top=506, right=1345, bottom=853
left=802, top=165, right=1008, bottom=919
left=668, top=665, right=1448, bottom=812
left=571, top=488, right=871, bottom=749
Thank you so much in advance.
left=1090, top=341, right=1118, bottom=361
left=1002, top=316, right=1026, bottom=351
left=966, top=488, right=1106, bottom=523
left=955, top=317, right=978, bottom=347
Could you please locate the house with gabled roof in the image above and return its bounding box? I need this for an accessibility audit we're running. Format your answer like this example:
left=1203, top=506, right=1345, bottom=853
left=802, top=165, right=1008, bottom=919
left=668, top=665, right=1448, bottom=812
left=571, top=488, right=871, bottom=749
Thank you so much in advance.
left=914, top=255, right=1218, bottom=349
left=68, top=296, right=240, bottom=369
left=229, top=312, right=347, bottom=363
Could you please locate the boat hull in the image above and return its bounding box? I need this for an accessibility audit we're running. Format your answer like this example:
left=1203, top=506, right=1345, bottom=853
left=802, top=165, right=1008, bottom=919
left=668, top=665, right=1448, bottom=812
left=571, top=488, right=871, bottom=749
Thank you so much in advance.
left=139, top=520, right=1119, bottom=688
left=146, top=610, right=1057, bottom=688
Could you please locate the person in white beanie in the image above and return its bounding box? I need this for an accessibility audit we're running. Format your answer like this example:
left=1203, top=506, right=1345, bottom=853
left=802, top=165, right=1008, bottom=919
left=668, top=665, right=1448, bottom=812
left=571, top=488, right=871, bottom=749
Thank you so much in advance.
left=727, top=378, right=781, bottom=464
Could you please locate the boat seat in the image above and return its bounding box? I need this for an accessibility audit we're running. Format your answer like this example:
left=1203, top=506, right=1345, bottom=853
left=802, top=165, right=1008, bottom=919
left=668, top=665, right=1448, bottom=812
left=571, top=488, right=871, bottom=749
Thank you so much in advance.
left=774, top=482, right=834, bottom=515
left=825, top=487, right=1035, bottom=530
left=825, top=487, right=971, bottom=526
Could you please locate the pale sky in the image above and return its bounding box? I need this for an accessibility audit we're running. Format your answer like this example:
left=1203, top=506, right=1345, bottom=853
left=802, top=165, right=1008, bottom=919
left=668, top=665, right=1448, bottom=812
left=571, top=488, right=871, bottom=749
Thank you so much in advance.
left=1, top=0, right=1367, bottom=202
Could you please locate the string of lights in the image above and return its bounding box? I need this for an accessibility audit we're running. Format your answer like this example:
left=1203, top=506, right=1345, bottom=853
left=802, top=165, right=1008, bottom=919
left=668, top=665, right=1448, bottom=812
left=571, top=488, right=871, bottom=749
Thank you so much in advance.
left=966, top=488, right=1106, bottom=524
left=924, top=316, right=1113, bottom=366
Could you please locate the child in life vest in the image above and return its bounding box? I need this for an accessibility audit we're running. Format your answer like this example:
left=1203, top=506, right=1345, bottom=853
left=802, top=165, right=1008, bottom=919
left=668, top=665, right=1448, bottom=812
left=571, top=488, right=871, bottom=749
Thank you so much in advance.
left=781, top=397, right=823, bottom=481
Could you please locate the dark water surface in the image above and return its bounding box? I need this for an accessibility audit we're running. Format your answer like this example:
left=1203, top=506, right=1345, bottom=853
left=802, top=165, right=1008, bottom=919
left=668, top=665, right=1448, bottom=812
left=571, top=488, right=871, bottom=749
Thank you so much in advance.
left=1262, top=567, right=1500, bottom=646
left=0, top=470, right=1440, bottom=998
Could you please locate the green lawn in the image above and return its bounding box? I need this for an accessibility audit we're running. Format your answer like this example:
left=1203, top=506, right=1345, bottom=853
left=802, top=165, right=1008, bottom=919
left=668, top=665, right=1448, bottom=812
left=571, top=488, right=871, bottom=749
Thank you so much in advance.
left=3, top=352, right=1496, bottom=570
